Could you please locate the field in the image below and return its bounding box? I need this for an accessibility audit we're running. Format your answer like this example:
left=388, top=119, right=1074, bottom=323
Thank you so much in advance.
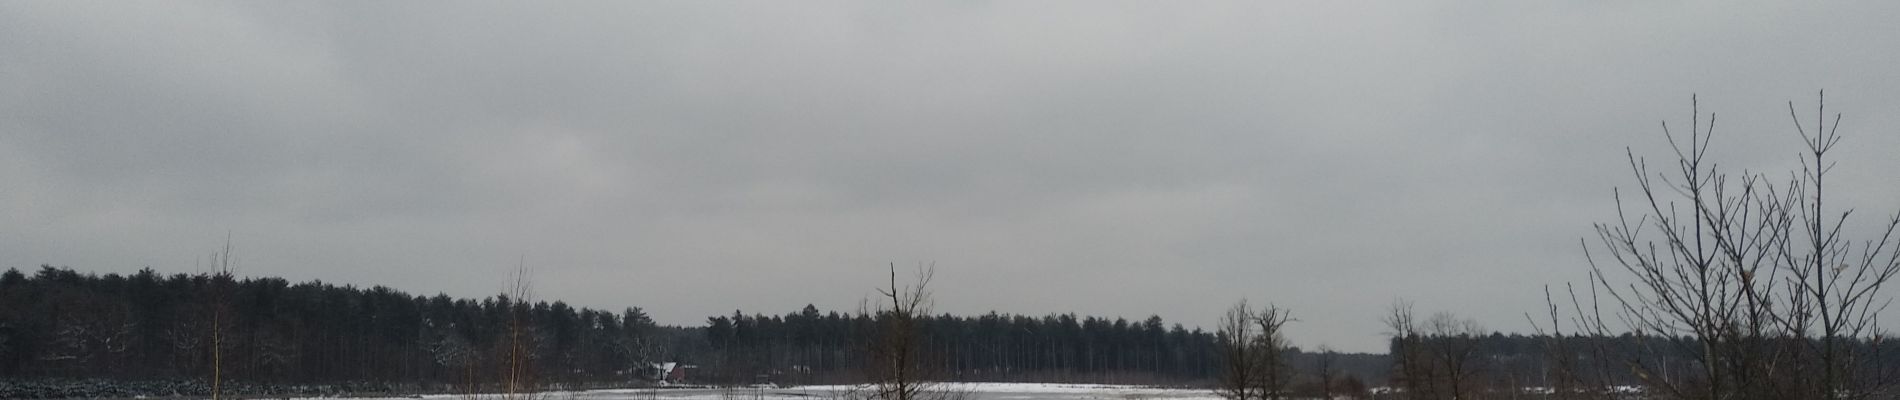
left=314, top=383, right=1223, bottom=400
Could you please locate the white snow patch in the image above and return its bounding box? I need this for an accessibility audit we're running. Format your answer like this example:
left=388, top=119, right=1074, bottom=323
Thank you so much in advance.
left=291, top=383, right=1221, bottom=400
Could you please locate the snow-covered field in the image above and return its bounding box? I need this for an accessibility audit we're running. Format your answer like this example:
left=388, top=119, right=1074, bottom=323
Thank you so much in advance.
left=305, top=383, right=1222, bottom=400
left=794, top=383, right=1221, bottom=400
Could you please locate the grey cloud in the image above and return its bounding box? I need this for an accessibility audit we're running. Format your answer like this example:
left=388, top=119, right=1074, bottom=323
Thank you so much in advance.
left=5, top=1, right=1900, bottom=352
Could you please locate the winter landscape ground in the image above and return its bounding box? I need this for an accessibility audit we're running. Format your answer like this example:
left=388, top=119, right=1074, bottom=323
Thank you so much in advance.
left=313, top=383, right=1222, bottom=400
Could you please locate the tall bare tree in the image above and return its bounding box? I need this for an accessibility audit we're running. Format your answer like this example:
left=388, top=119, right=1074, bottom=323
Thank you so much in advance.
left=1559, top=93, right=1900, bottom=400
left=1314, top=345, right=1339, bottom=400
left=1216, top=299, right=1294, bottom=400
left=1385, top=302, right=1433, bottom=399
left=1777, top=93, right=1900, bottom=400
left=206, top=239, right=236, bottom=400
left=462, top=262, right=543, bottom=400
left=1529, top=284, right=1634, bottom=400
left=500, top=263, right=540, bottom=400
left=865, top=263, right=953, bottom=400
left=1218, top=301, right=1262, bottom=400
left=1385, top=302, right=1491, bottom=400
left=1423, top=312, right=1486, bottom=399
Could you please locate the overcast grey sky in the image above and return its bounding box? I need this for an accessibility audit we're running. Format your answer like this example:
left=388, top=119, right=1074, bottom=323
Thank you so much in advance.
left=4, top=2, right=1899, bottom=352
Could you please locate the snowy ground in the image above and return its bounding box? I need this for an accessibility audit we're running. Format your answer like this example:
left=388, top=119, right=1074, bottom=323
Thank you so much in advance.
left=302, top=383, right=1222, bottom=400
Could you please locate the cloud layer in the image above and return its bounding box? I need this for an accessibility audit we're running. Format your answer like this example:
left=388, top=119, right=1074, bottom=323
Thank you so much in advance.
left=5, top=1, right=1899, bottom=352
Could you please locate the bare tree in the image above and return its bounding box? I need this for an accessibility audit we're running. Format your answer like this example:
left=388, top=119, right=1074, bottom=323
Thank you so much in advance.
left=500, top=263, right=540, bottom=400
left=1216, top=299, right=1295, bottom=400
left=865, top=263, right=956, bottom=400
left=206, top=239, right=236, bottom=400
left=1529, top=284, right=1634, bottom=400
left=1777, top=93, right=1900, bottom=400
left=1385, top=301, right=1434, bottom=399
left=458, top=262, right=544, bottom=400
left=1252, top=305, right=1295, bottom=399
left=1575, top=95, right=1790, bottom=400
left=1423, top=312, right=1485, bottom=399
left=1218, top=301, right=1262, bottom=400
left=1314, top=345, right=1339, bottom=400
left=1561, top=93, right=1900, bottom=400
left=1385, top=302, right=1489, bottom=400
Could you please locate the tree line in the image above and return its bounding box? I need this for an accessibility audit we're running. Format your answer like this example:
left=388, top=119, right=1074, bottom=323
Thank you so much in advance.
left=704, top=306, right=1226, bottom=384
left=1, top=265, right=1407, bottom=391
left=1377, top=317, right=1900, bottom=399
left=7, top=264, right=1896, bottom=399
left=0, top=265, right=1346, bottom=392
left=0, top=266, right=680, bottom=390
